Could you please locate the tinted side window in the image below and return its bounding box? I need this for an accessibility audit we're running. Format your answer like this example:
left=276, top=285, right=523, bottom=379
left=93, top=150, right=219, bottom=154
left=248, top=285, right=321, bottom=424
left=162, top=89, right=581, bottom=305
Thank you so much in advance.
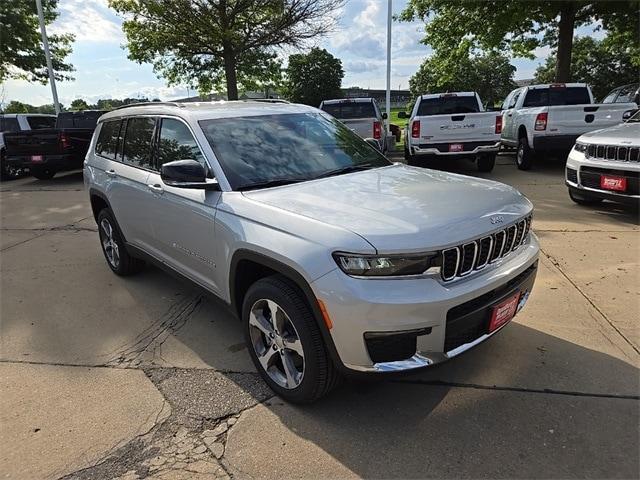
left=27, top=116, right=56, bottom=129
left=122, top=117, right=156, bottom=169
left=417, top=96, right=479, bottom=115
left=158, top=118, right=205, bottom=168
left=0, top=117, right=20, bottom=132
left=95, top=120, right=121, bottom=159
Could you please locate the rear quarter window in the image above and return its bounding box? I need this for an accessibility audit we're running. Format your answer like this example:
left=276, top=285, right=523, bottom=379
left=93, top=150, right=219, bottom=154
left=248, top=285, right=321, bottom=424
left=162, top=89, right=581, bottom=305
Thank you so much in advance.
left=523, top=87, right=591, bottom=107
left=321, top=102, right=376, bottom=119
left=417, top=96, right=480, bottom=115
left=95, top=120, right=122, bottom=159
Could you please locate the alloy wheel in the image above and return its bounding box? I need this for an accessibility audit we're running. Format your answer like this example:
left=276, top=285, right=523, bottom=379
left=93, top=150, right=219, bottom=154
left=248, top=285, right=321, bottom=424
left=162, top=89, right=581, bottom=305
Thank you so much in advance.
left=248, top=299, right=305, bottom=389
left=100, top=218, right=120, bottom=269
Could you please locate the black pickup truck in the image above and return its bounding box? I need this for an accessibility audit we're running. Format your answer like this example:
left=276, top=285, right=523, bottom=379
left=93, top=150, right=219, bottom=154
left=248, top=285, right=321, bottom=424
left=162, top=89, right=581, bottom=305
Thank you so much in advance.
left=3, top=110, right=106, bottom=179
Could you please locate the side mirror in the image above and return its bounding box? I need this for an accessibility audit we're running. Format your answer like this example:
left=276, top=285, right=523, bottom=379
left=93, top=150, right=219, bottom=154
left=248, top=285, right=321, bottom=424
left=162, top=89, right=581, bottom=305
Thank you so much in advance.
left=161, top=159, right=219, bottom=190
left=622, top=109, right=638, bottom=121
left=382, top=112, right=388, bottom=120
left=364, top=138, right=382, bottom=152
left=397, top=111, right=408, bottom=119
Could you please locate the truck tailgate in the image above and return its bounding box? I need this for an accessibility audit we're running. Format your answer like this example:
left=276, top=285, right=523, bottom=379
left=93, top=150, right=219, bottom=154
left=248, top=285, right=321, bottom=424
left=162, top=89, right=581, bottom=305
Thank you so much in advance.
left=340, top=119, right=375, bottom=139
left=3, top=129, right=61, bottom=157
left=546, top=103, right=636, bottom=136
left=417, top=112, right=499, bottom=143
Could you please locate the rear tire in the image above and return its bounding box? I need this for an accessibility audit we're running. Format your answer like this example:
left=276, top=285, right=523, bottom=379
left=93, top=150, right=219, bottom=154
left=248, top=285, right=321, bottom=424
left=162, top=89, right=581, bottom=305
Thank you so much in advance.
left=516, top=136, right=534, bottom=170
left=243, top=275, right=339, bottom=403
left=477, top=154, right=496, bottom=172
left=569, top=188, right=603, bottom=206
left=31, top=167, right=56, bottom=180
left=97, top=208, right=145, bottom=276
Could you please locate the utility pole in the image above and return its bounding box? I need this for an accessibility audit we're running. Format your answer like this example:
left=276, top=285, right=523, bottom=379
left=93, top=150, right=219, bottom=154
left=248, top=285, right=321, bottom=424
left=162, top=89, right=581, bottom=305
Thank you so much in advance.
left=385, top=0, right=392, bottom=134
left=35, top=0, right=60, bottom=114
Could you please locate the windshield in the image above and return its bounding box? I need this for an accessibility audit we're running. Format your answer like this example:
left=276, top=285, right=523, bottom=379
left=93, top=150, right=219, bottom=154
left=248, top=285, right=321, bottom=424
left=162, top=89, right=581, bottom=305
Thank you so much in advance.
left=199, top=113, right=390, bottom=190
left=321, top=102, right=376, bottom=119
left=417, top=96, right=479, bottom=115
left=523, top=87, right=591, bottom=107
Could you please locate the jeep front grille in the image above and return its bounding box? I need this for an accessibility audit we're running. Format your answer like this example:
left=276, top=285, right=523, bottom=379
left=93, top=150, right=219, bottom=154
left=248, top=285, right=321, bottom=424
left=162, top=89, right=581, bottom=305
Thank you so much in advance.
left=441, top=216, right=532, bottom=281
left=587, top=144, right=640, bottom=162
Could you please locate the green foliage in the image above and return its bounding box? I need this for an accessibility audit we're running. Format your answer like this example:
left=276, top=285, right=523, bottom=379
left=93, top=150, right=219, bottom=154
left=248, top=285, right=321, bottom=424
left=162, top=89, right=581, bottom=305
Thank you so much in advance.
left=409, top=51, right=517, bottom=106
left=400, top=1, right=640, bottom=81
left=109, top=0, right=343, bottom=100
left=283, top=48, right=344, bottom=106
left=70, top=99, right=90, bottom=111
left=2, top=101, right=62, bottom=114
left=0, top=0, right=74, bottom=84
left=535, top=36, right=640, bottom=100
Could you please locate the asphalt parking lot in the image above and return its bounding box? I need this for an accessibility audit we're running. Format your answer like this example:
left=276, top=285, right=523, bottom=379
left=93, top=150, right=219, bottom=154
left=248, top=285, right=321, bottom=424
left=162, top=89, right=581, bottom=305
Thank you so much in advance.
left=1, top=154, right=638, bottom=480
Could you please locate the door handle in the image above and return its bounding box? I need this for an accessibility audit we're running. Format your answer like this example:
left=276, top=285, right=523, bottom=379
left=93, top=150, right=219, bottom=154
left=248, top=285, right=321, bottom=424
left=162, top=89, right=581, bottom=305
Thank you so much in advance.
left=105, top=169, right=117, bottom=177
left=148, top=183, right=164, bottom=194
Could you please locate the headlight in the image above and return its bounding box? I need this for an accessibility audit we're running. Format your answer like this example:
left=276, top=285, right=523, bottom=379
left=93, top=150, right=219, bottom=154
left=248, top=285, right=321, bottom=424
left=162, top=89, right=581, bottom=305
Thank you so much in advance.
left=574, top=142, right=588, bottom=153
left=333, top=252, right=437, bottom=277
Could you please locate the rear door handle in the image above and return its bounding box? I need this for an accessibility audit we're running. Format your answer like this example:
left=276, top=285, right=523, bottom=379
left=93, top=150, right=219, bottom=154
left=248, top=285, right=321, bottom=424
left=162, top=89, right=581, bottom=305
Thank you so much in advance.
left=105, top=169, right=117, bottom=177
left=148, top=183, right=164, bottom=194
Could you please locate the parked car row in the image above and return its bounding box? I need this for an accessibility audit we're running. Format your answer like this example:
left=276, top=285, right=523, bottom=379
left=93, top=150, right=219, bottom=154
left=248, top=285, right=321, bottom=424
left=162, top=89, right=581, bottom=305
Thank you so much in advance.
left=0, top=110, right=105, bottom=180
left=0, top=114, right=56, bottom=179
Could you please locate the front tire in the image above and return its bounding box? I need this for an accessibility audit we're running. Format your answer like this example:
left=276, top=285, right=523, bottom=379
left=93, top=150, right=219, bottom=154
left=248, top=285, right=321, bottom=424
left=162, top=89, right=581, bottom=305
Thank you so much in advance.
left=31, top=167, right=56, bottom=180
left=97, top=209, right=145, bottom=276
left=243, top=275, right=339, bottom=403
left=569, top=188, right=603, bottom=206
left=516, top=136, right=534, bottom=170
left=477, top=154, right=496, bottom=172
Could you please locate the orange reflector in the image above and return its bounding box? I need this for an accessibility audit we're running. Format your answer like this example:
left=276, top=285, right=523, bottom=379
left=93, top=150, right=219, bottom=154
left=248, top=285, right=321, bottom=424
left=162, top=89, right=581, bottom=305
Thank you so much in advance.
left=317, top=299, right=333, bottom=330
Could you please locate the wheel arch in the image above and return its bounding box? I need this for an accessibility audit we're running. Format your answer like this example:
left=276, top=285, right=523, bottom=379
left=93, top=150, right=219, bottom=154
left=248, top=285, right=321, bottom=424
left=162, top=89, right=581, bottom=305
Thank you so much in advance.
left=229, top=249, right=345, bottom=371
left=89, top=188, right=111, bottom=223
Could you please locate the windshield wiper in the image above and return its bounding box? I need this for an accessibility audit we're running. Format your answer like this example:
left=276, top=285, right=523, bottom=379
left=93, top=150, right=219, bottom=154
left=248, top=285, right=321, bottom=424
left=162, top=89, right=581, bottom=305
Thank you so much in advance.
left=236, top=178, right=306, bottom=191
left=312, top=163, right=374, bottom=180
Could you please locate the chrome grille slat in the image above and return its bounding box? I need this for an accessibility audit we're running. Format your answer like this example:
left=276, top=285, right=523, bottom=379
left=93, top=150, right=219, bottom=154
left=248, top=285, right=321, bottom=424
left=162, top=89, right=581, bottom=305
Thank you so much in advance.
left=585, top=144, right=639, bottom=163
left=440, top=215, right=532, bottom=282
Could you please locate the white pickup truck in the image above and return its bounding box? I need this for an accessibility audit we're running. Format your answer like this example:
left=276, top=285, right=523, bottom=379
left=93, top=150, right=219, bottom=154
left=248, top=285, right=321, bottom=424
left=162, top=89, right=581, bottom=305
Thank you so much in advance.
left=319, top=98, right=388, bottom=152
left=402, top=92, right=502, bottom=172
left=500, top=83, right=638, bottom=170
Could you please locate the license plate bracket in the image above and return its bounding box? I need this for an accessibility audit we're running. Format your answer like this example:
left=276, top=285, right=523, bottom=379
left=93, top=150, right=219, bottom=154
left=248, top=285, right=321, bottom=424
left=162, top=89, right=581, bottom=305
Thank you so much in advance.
left=31, top=155, right=43, bottom=163
left=600, top=175, right=626, bottom=192
left=488, top=292, right=521, bottom=332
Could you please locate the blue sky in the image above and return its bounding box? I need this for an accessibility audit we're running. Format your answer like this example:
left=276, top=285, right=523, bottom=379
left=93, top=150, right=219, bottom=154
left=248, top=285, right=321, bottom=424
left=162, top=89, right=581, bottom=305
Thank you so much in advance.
left=2, top=0, right=603, bottom=106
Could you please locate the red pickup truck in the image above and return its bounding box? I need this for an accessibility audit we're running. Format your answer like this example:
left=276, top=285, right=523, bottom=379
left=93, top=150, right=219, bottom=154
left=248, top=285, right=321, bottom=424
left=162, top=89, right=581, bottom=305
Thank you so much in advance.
left=3, top=110, right=106, bottom=179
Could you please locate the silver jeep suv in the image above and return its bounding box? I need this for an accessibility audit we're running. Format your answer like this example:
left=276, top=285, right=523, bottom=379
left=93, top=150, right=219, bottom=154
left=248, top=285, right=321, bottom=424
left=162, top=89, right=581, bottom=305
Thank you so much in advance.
left=84, top=101, right=539, bottom=403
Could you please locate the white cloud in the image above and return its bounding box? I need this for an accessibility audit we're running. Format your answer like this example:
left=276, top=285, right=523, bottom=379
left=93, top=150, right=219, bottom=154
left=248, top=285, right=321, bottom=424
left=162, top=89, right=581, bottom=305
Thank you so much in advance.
left=50, top=0, right=123, bottom=44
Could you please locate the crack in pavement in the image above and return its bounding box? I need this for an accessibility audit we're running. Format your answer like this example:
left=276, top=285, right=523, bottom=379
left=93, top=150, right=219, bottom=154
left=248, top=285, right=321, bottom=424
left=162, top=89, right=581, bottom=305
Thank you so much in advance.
left=541, top=248, right=640, bottom=357
left=0, top=216, right=96, bottom=251
left=103, top=293, right=204, bottom=368
left=392, top=379, right=640, bottom=400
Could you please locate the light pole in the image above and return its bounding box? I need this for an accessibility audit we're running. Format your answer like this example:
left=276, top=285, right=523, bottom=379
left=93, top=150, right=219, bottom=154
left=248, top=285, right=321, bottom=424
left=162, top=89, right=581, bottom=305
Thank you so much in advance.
left=35, top=0, right=61, bottom=114
left=385, top=0, right=392, bottom=135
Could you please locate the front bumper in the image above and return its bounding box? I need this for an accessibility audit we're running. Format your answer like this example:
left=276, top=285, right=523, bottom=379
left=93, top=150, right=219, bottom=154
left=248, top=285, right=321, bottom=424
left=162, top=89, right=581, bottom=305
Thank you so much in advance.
left=311, top=234, right=540, bottom=373
left=565, top=148, right=640, bottom=203
left=411, top=141, right=500, bottom=157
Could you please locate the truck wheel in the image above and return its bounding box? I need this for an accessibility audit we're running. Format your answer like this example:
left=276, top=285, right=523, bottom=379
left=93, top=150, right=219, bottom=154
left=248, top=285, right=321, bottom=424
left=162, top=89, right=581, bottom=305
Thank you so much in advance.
left=569, top=188, right=603, bottom=206
left=243, top=275, right=339, bottom=404
left=31, top=167, right=56, bottom=180
left=97, top=209, right=145, bottom=276
left=477, top=154, right=496, bottom=172
left=516, top=137, right=534, bottom=170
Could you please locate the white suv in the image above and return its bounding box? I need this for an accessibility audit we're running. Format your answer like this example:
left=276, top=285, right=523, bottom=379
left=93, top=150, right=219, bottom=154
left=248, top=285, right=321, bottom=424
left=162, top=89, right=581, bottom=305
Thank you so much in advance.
left=84, top=101, right=540, bottom=403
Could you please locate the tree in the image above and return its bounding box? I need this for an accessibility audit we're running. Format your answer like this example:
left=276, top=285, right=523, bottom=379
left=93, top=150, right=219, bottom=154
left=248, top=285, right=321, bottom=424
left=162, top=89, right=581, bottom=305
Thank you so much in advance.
left=2, top=101, right=35, bottom=113
left=109, top=0, right=344, bottom=100
left=0, top=0, right=74, bottom=84
left=409, top=51, right=517, bottom=107
left=535, top=36, right=639, bottom=100
left=70, top=99, right=90, bottom=111
left=400, top=1, right=640, bottom=83
left=283, top=48, right=344, bottom=106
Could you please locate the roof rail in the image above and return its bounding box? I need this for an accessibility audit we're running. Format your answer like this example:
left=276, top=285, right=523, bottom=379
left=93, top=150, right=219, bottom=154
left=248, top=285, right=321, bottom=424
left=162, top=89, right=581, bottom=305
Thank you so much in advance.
left=242, top=98, right=290, bottom=104
left=112, top=101, right=184, bottom=111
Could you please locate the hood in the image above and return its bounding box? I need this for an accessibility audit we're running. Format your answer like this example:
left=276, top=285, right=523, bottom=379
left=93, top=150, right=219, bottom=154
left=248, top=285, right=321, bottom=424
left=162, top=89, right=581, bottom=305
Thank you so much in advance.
left=579, top=122, right=640, bottom=146
left=243, top=164, right=532, bottom=253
